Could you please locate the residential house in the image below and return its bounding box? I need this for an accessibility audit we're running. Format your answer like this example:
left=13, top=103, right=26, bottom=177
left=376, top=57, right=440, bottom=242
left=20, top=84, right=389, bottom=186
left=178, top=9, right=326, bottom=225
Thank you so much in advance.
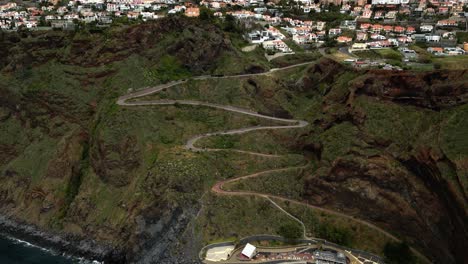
left=420, top=24, right=434, bottom=32
left=383, top=25, right=393, bottom=32
left=385, top=11, right=397, bottom=19
left=127, top=11, right=140, bottom=19
left=444, top=47, right=465, bottom=55
left=316, top=30, right=326, bottom=39
left=141, top=11, right=157, bottom=20
left=350, top=7, right=362, bottom=16
left=328, top=28, right=342, bottom=36
left=437, top=19, right=458, bottom=27
left=266, top=27, right=285, bottom=39
left=316, top=21, right=326, bottom=31
left=262, top=40, right=292, bottom=52
left=337, top=36, right=352, bottom=43
left=303, top=20, right=313, bottom=27
left=371, top=24, right=383, bottom=33
left=374, top=11, right=384, bottom=19
left=340, top=19, right=356, bottom=30
left=438, top=6, right=449, bottom=14
left=406, top=26, right=416, bottom=34
left=368, top=40, right=393, bottom=48
left=356, top=31, right=368, bottom=41
left=350, top=43, right=368, bottom=51
left=168, top=5, right=185, bottom=14
left=425, top=35, right=441, bottom=42
left=248, top=31, right=271, bottom=43
left=185, top=7, right=200, bottom=17
left=229, top=10, right=255, bottom=19
left=427, top=46, right=444, bottom=54
left=398, top=35, right=413, bottom=43
left=371, top=33, right=386, bottom=40
left=295, top=26, right=311, bottom=35
left=107, top=3, right=118, bottom=12
left=353, top=60, right=369, bottom=68
left=360, top=9, right=372, bottom=19
left=51, top=20, right=75, bottom=30
left=394, top=26, right=405, bottom=34
left=293, top=33, right=317, bottom=44
left=360, top=23, right=371, bottom=31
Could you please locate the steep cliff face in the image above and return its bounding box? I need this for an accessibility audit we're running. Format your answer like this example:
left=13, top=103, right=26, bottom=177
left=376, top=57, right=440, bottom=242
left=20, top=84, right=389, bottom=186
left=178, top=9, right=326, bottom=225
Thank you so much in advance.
left=0, top=18, right=265, bottom=262
left=353, top=69, right=468, bottom=109
left=299, top=60, right=468, bottom=263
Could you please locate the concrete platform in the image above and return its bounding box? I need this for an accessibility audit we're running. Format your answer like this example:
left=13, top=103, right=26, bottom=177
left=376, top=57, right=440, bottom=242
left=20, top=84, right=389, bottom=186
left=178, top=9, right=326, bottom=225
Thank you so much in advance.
left=206, top=245, right=235, bottom=262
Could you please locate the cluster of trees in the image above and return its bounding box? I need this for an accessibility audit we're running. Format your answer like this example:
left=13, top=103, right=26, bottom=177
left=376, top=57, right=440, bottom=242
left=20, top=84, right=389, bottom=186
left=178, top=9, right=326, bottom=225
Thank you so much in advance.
left=278, top=223, right=303, bottom=241
left=196, top=7, right=242, bottom=33
left=278, top=221, right=352, bottom=247
left=316, top=224, right=352, bottom=247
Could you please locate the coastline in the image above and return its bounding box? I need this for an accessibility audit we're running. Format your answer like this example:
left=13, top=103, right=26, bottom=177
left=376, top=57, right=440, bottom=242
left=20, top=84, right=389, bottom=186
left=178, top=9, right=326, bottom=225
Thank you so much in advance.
left=0, top=214, right=126, bottom=263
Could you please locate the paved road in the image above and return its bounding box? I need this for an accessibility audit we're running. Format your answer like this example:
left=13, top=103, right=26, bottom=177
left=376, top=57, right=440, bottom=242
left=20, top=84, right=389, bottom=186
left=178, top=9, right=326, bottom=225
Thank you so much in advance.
left=117, top=62, right=431, bottom=264
left=339, top=46, right=356, bottom=58
left=319, top=47, right=356, bottom=59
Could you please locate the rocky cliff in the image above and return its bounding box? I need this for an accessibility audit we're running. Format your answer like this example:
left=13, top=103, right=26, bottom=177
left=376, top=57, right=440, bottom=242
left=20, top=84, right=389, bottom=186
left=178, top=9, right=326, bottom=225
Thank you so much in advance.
left=299, top=60, right=467, bottom=263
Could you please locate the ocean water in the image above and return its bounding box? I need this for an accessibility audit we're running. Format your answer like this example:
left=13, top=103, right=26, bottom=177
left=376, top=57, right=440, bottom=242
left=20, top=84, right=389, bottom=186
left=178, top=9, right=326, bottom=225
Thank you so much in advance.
left=0, top=235, right=91, bottom=264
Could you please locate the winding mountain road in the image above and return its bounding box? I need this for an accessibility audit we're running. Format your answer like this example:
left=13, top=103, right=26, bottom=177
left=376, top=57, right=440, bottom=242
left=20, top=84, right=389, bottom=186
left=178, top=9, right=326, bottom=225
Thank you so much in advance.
left=117, top=62, right=430, bottom=263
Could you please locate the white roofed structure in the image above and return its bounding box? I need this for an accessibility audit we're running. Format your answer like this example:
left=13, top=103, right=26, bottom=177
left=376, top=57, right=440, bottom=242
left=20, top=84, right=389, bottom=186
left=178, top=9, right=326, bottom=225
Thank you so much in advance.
left=241, top=243, right=257, bottom=259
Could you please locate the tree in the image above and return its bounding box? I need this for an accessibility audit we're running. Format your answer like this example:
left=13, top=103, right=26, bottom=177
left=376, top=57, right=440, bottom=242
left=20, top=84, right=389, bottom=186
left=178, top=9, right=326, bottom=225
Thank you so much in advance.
left=324, top=36, right=337, bottom=47
left=223, top=14, right=238, bottom=33
left=383, top=242, right=416, bottom=264
left=39, top=15, right=47, bottom=27
left=278, top=223, right=302, bottom=241
left=199, top=7, right=214, bottom=21
left=317, top=224, right=352, bottom=247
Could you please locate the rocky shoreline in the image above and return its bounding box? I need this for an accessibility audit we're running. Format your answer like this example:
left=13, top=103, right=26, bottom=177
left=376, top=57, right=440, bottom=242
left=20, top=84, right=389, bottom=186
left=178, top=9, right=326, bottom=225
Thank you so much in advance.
left=0, top=214, right=126, bottom=263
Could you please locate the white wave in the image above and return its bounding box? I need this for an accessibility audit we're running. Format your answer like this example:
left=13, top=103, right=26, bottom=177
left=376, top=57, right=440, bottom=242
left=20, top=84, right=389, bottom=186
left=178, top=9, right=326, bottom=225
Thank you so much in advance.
left=1, top=234, right=103, bottom=263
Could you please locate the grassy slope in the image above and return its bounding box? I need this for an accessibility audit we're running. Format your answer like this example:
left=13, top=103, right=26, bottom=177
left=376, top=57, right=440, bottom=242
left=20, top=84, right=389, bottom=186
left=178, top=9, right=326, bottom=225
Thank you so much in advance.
left=187, top=62, right=466, bottom=261
left=0, top=19, right=285, bottom=246
left=196, top=194, right=303, bottom=244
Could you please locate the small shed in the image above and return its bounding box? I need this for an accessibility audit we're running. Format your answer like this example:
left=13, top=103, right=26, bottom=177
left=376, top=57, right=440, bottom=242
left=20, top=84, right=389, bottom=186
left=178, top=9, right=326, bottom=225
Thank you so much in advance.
left=241, top=243, right=257, bottom=259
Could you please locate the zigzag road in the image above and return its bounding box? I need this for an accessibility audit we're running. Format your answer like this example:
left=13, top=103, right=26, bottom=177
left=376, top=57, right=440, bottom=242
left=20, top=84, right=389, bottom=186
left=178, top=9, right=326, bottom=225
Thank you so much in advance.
left=117, top=61, right=430, bottom=263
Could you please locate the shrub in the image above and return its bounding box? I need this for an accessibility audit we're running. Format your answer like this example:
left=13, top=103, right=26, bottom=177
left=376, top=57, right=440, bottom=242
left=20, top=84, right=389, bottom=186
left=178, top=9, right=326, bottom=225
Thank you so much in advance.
left=383, top=242, right=416, bottom=264
left=278, top=222, right=303, bottom=241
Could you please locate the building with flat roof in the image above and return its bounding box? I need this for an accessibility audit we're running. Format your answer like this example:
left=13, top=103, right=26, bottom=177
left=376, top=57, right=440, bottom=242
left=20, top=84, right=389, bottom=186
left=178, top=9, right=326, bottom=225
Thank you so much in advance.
left=241, top=243, right=257, bottom=259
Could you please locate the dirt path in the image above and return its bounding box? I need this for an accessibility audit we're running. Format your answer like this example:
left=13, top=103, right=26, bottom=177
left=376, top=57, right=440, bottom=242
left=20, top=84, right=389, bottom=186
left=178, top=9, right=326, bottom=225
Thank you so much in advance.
left=117, top=63, right=430, bottom=263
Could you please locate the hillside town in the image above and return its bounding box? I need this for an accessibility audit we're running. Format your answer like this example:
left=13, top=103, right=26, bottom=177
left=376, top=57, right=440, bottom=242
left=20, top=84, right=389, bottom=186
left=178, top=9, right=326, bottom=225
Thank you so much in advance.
left=1, top=0, right=467, bottom=62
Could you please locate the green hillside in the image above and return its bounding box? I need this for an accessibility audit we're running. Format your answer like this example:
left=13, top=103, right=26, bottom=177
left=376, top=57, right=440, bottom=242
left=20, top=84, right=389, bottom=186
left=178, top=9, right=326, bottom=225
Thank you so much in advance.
left=0, top=17, right=467, bottom=264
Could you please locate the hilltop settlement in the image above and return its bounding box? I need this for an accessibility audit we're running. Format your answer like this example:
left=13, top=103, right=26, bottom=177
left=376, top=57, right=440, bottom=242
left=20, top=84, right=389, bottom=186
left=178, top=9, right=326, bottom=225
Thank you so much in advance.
left=1, top=0, right=468, bottom=61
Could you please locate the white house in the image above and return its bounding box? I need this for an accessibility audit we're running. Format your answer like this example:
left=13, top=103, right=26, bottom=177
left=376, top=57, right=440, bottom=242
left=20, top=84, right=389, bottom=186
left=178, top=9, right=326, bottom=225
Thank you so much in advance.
left=444, top=47, right=465, bottom=55
left=262, top=40, right=292, bottom=53
left=293, top=33, right=317, bottom=44
left=248, top=31, right=271, bottom=44
left=370, top=33, right=386, bottom=40
left=425, top=35, right=441, bottom=42
left=350, top=43, right=368, bottom=52
left=420, top=24, right=433, bottom=32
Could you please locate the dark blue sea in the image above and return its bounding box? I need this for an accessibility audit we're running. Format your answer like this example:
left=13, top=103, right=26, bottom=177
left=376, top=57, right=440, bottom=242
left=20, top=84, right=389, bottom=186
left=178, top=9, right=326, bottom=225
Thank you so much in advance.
left=0, top=235, right=96, bottom=264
